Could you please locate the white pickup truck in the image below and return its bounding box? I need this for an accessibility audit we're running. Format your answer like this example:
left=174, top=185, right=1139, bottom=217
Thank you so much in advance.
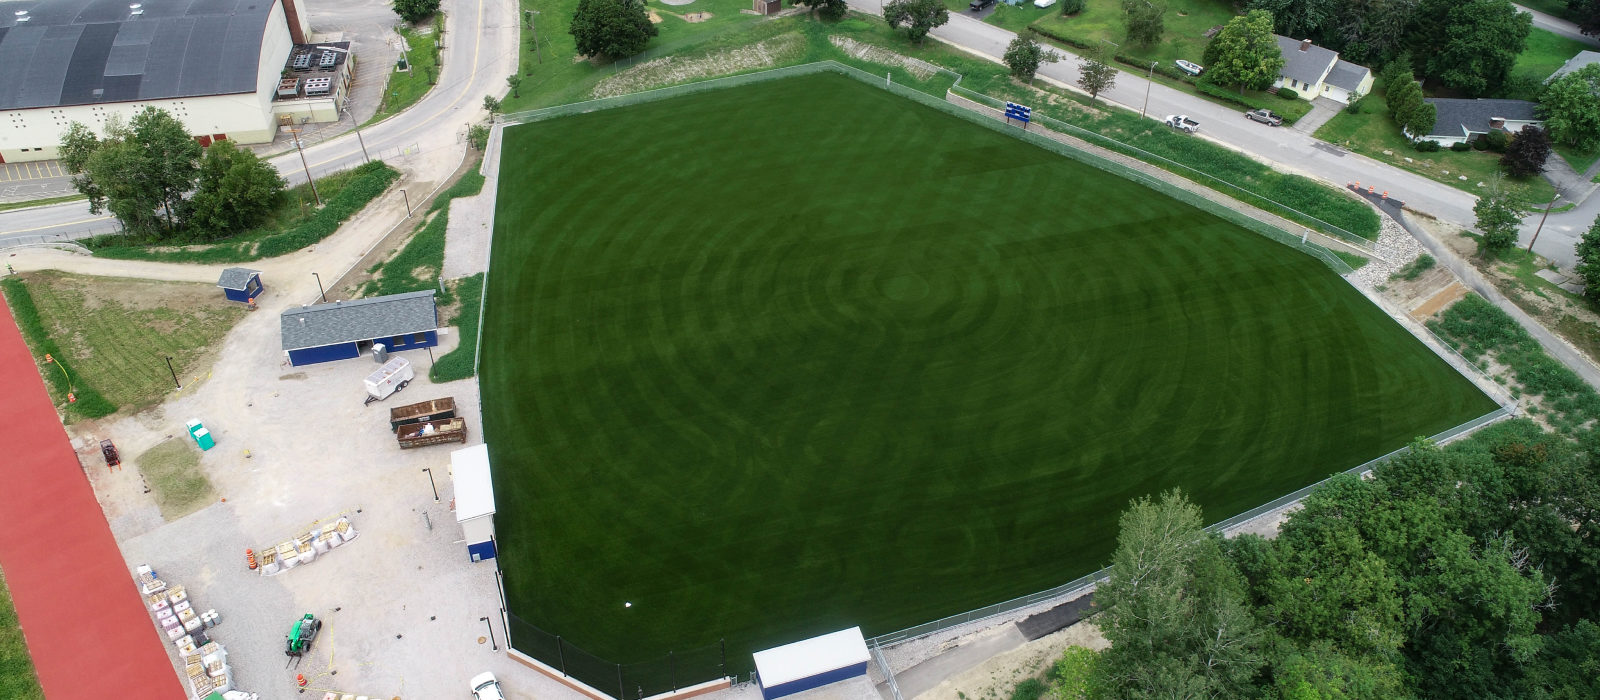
left=1164, top=114, right=1200, bottom=133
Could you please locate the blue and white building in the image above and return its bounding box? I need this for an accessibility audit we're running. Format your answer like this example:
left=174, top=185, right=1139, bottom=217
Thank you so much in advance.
left=279, top=290, right=439, bottom=366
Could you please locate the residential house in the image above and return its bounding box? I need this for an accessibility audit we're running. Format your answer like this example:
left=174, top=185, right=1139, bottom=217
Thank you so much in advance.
left=1410, top=98, right=1542, bottom=147
left=1549, top=50, right=1599, bottom=82
left=1272, top=36, right=1374, bottom=104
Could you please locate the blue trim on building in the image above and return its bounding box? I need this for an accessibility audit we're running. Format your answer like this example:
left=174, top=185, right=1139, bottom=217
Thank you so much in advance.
left=221, top=274, right=262, bottom=302
left=285, top=331, right=438, bottom=367
left=287, top=342, right=362, bottom=366
left=759, top=662, right=868, bottom=700
left=468, top=540, right=497, bottom=562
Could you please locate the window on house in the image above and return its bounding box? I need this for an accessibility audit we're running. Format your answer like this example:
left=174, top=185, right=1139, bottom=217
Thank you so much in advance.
left=412, top=333, right=426, bottom=343
left=390, top=336, right=404, bottom=347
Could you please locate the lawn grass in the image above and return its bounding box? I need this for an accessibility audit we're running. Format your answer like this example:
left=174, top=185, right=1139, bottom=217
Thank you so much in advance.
left=1029, top=0, right=1232, bottom=67
left=0, top=272, right=246, bottom=419
left=85, top=162, right=400, bottom=263
left=484, top=72, right=1494, bottom=686
left=1510, top=27, right=1592, bottom=91
left=1555, top=142, right=1600, bottom=174
left=0, top=568, right=43, bottom=700
left=0, top=194, right=86, bottom=214
left=358, top=170, right=485, bottom=300
left=504, top=0, right=770, bottom=112
left=135, top=440, right=216, bottom=521
left=1516, top=0, right=1580, bottom=20
left=1315, top=80, right=1557, bottom=201
left=369, top=20, right=442, bottom=126
left=430, top=272, right=483, bottom=383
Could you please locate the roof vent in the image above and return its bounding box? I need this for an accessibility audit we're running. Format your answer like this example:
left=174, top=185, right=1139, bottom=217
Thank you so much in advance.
left=15, top=16, right=28, bottom=22
left=13, top=10, right=28, bottom=16
left=129, top=3, right=142, bottom=8
left=130, top=9, right=143, bottom=16
left=1299, top=39, right=1312, bottom=52
left=299, top=317, right=306, bottom=325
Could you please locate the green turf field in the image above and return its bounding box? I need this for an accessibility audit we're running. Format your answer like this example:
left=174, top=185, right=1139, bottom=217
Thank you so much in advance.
left=482, top=71, right=1496, bottom=681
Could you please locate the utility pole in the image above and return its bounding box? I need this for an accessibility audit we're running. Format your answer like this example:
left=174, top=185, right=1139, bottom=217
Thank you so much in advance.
left=1141, top=61, right=1156, bottom=119
left=312, top=272, right=328, bottom=303
left=292, top=118, right=321, bottom=205
left=164, top=356, right=180, bottom=389
left=400, top=189, right=412, bottom=218
left=1527, top=194, right=1562, bottom=253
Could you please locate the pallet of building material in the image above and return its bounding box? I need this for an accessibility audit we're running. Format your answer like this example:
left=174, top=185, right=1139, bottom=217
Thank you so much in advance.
left=389, top=397, right=456, bottom=431
left=396, top=417, right=467, bottom=449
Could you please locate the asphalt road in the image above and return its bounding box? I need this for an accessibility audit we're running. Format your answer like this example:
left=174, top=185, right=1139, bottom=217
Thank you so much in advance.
left=0, top=0, right=518, bottom=248
left=850, top=0, right=1598, bottom=267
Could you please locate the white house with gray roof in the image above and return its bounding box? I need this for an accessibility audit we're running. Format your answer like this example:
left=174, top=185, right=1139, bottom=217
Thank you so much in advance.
left=1272, top=36, right=1373, bottom=104
left=280, top=290, right=440, bottom=366
left=1411, top=98, right=1542, bottom=147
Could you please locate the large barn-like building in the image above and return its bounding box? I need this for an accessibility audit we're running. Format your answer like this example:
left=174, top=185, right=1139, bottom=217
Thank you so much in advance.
left=0, top=0, right=313, bottom=164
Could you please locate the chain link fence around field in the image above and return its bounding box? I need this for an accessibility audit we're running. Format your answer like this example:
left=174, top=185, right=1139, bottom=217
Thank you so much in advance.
left=506, top=612, right=728, bottom=700
left=500, top=61, right=1370, bottom=275
left=488, top=59, right=1506, bottom=689
left=864, top=404, right=1513, bottom=648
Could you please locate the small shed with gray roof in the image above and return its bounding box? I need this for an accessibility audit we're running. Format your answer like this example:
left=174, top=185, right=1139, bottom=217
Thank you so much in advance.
left=280, top=290, right=440, bottom=366
left=216, top=267, right=262, bottom=303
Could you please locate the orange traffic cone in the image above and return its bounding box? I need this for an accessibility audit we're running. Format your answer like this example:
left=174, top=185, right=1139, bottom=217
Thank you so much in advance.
left=245, top=549, right=258, bottom=570
left=296, top=674, right=307, bottom=687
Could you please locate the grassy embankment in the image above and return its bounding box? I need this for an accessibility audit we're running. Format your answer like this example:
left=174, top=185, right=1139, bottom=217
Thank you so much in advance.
left=500, top=6, right=1379, bottom=240
left=369, top=16, right=444, bottom=126
left=85, top=162, right=399, bottom=264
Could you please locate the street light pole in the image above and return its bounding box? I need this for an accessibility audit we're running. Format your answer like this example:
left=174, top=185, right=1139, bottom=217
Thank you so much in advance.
left=312, top=272, right=328, bottom=303
left=423, top=467, right=439, bottom=502
left=165, top=356, right=180, bottom=389
left=481, top=617, right=498, bottom=650
left=400, top=188, right=412, bottom=218
left=531, top=10, right=543, bottom=65
left=1527, top=194, right=1562, bottom=253
left=343, top=107, right=370, bottom=164
left=292, top=118, right=322, bottom=205
left=1141, top=61, right=1156, bottom=119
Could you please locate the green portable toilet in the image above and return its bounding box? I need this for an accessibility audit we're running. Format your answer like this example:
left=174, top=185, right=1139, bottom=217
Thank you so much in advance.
left=186, top=419, right=216, bottom=451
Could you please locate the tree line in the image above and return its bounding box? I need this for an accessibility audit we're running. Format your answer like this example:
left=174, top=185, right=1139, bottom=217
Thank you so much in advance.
left=60, top=108, right=286, bottom=241
left=1046, top=419, right=1600, bottom=698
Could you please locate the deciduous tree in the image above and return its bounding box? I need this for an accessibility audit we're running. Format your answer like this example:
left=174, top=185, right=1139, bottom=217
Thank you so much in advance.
left=59, top=108, right=200, bottom=236
left=1501, top=125, right=1552, bottom=178
left=184, top=140, right=287, bottom=236
left=884, top=0, right=949, bottom=45
left=1121, top=0, right=1165, bottom=45
left=794, top=0, right=848, bottom=20
left=1202, top=9, right=1286, bottom=91
left=1424, top=0, right=1530, bottom=96
left=1474, top=177, right=1529, bottom=255
left=1076, top=44, right=1117, bottom=101
left=393, top=0, right=442, bottom=24
left=1246, top=0, right=1333, bottom=40
left=1003, top=32, right=1061, bottom=84
left=1539, top=63, right=1600, bottom=151
left=1578, top=217, right=1600, bottom=303
left=1094, top=490, right=1267, bottom=698
left=570, top=0, right=658, bottom=59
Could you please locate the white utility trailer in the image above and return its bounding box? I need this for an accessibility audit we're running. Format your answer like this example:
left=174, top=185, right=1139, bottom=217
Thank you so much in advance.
left=364, top=357, right=415, bottom=404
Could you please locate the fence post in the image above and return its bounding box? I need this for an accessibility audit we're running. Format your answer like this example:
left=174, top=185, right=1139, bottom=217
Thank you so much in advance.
left=670, top=650, right=677, bottom=692
left=557, top=636, right=568, bottom=676
left=618, top=663, right=625, bottom=700
left=720, top=638, right=726, bottom=678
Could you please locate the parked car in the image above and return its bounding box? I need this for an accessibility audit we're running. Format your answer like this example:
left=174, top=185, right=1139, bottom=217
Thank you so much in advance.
left=1164, top=115, right=1200, bottom=133
left=1033, top=0, right=1058, bottom=6
left=969, top=0, right=996, bottom=10
left=1175, top=59, right=1203, bottom=76
left=471, top=672, right=506, bottom=700
left=1244, top=109, right=1284, bottom=126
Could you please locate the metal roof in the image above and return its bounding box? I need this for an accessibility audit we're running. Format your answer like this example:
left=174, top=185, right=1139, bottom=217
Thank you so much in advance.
left=1324, top=60, right=1370, bottom=92
left=1424, top=98, right=1541, bottom=139
left=0, top=0, right=278, bottom=110
left=452, top=444, right=496, bottom=521
left=1275, top=35, right=1338, bottom=87
left=280, top=291, right=439, bottom=351
left=753, top=627, right=870, bottom=687
left=216, top=266, right=259, bottom=290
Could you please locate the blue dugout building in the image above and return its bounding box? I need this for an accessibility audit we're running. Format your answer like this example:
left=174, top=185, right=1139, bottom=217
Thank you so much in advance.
left=280, top=290, right=440, bottom=366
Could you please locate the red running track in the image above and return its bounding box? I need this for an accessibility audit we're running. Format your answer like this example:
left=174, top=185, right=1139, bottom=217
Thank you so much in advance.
left=0, top=291, right=184, bottom=699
